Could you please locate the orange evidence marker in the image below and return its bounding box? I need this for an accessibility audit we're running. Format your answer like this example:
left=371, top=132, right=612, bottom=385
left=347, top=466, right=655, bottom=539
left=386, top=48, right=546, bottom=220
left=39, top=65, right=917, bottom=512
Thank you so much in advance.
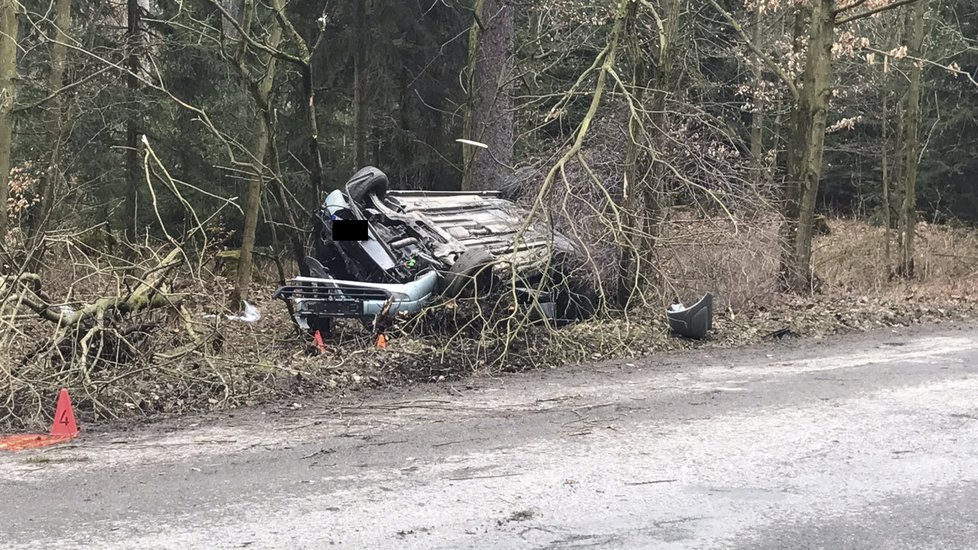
left=0, top=389, right=79, bottom=452
left=313, top=330, right=327, bottom=354
left=50, top=388, right=79, bottom=437
left=375, top=333, right=388, bottom=349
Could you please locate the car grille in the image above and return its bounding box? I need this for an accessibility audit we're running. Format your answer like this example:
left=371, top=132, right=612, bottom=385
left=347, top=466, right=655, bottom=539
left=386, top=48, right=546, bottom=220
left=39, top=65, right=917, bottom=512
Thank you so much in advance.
left=275, top=281, right=390, bottom=302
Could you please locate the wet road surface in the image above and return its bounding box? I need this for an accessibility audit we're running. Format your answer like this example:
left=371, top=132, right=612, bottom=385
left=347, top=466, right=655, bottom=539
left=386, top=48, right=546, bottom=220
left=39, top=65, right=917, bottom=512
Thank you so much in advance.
left=3, top=323, right=978, bottom=549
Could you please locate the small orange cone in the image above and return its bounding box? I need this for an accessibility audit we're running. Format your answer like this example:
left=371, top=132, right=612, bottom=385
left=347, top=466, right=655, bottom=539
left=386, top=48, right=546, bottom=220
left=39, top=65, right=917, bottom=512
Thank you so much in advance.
left=375, top=333, right=387, bottom=349
left=0, top=389, right=78, bottom=451
left=50, top=388, right=78, bottom=437
left=313, top=330, right=327, bottom=354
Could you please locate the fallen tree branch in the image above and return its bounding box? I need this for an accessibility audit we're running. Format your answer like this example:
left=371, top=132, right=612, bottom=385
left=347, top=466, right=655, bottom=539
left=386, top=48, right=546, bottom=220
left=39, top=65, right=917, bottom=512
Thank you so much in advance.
left=3, top=247, right=184, bottom=326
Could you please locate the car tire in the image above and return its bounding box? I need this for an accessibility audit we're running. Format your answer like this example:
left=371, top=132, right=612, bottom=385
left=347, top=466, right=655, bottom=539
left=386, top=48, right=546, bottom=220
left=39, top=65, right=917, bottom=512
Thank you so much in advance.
left=441, top=248, right=496, bottom=298
left=498, top=166, right=533, bottom=201
left=346, top=166, right=388, bottom=206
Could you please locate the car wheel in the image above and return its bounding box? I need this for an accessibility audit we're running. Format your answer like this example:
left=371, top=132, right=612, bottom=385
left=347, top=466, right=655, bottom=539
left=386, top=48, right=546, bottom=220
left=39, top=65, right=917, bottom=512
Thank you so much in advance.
left=498, top=166, right=534, bottom=201
left=441, top=248, right=496, bottom=298
left=346, top=166, right=389, bottom=206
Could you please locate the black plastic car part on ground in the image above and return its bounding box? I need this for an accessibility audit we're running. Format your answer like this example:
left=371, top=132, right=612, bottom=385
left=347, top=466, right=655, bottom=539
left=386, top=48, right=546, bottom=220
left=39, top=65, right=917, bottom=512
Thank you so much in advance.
left=667, top=293, right=714, bottom=339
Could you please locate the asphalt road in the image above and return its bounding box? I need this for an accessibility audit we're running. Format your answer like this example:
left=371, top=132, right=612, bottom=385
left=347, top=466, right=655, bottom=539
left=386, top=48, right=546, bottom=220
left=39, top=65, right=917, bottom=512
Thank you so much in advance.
left=3, top=323, right=978, bottom=549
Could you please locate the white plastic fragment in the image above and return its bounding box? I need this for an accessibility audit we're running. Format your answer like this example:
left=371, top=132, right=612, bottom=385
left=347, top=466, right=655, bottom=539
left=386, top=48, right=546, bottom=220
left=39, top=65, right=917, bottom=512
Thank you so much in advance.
left=204, top=301, right=262, bottom=323
left=226, top=301, right=261, bottom=323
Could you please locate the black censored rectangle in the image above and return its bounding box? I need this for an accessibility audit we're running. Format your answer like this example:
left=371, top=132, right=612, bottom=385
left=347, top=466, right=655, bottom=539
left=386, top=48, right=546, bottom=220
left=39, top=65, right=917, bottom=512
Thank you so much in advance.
left=332, top=220, right=369, bottom=241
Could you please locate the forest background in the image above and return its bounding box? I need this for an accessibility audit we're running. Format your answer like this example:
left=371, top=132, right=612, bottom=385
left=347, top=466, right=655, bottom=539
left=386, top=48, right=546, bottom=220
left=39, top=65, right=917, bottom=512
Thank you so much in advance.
left=1, top=0, right=977, bottom=427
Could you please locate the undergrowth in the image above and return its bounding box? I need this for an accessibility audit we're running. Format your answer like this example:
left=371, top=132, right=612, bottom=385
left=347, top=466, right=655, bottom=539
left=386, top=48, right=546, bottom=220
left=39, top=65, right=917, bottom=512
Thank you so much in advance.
left=1, top=217, right=976, bottom=431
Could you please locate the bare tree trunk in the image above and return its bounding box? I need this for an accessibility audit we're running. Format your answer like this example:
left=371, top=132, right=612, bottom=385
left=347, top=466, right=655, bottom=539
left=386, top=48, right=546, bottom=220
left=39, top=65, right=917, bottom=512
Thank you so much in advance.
left=233, top=1, right=282, bottom=306
left=898, top=0, right=925, bottom=279
left=234, top=116, right=270, bottom=305
left=267, top=0, right=323, bottom=202
left=460, top=0, right=483, bottom=192
left=881, top=68, right=892, bottom=277
left=780, top=0, right=834, bottom=293
left=461, top=0, right=514, bottom=191
left=124, top=0, right=142, bottom=240
left=352, top=0, right=368, bottom=168
left=267, top=121, right=306, bottom=267
left=647, top=0, right=680, bottom=245
left=749, top=0, right=765, bottom=189
left=616, top=0, right=680, bottom=306
left=301, top=65, right=324, bottom=200
left=705, top=0, right=919, bottom=293
left=618, top=0, right=645, bottom=307
left=36, top=0, right=71, bottom=237
left=0, top=0, right=18, bottom=242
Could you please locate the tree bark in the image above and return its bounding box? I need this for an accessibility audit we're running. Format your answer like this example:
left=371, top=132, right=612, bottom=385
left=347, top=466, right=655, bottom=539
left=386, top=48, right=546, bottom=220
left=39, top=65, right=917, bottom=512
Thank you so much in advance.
left=749, top=0, right=765, bottom=189
left=881, top=63, right=891, bottom=276
left=780, top=0, right=835, bottom=293
left=461, top=0, right=484, bottom=192
left=265, top=0, right=323, bottom=202
left=616, top=0, right=681, bottom=306
left=618, top=0, right=645, bottom=307
left=649, top=0, right=680, bottom=212
left=124, top=0, right=142, bottom=240
left=898, top=0, right=925, bottom=278
left=233, top=1, right=282, bottom=306
left=234, top=115, right=271, bottom=305
left=461, top=0, right=514, bottom=191
left=352, top=0, right=368, bottom=168
left=0, top=0, right=18, bottom=242
left=301, top=65, right=323, bottom=200
left=35, top=0, right=71, bottom=237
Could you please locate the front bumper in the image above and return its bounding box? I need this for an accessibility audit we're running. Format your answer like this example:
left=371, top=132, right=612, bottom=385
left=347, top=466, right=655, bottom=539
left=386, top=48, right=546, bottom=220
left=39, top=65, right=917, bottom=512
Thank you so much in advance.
left=274, top=271, right=440, bottom=330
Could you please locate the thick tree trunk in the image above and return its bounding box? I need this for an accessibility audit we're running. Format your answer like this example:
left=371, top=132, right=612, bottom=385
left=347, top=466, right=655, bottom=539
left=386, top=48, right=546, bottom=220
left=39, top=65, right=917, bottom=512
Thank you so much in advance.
left=898, top=0, right=925, bottom=279
left=780, top=0, right=834, bottom=293
left=461, top=0, right=514, bottom=191
left=36, top=0, right=71, bottom=236
left=646, top=0, right=680, bottom=248
left=617, top=0, right=681, bottom=307
left=267, top=0, right=322, bottom=202
left=352, top=0, right=368, bottom=168
left=124, top=0, right=142, bottom=240
left=461, top=0, right=484, bottom=191
left=618, top=0, right=645, bottom=308
left=0, top=0, right=18, bottom=242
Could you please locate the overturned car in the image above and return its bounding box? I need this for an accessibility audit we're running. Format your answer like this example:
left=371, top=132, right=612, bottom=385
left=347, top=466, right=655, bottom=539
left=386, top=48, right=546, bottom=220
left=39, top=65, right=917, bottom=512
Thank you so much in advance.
left=273, top=166, right=596, bottom=335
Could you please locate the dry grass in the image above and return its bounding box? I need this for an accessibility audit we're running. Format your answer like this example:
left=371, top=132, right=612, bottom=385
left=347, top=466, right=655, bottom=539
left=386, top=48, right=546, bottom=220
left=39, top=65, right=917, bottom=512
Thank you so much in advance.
left=815, top=219, right=978, bottom=301
left=657, top=215, right=978, bottom=312
left=657, top=210, right=781, bottom=312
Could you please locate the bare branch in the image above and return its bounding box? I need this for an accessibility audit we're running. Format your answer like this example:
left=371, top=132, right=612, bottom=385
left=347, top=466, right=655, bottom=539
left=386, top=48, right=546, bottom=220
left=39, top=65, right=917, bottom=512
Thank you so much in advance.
left=837, top=0, right=919, bottom=25
left=204, top=0, right=306, bottom=67
left=706, top=0, right=800, bottom=101
left=833, top=0, right=870, bottom=14
left=12, top=66, right=112, bottom=114
left=863, top=45, right=978, bottom=88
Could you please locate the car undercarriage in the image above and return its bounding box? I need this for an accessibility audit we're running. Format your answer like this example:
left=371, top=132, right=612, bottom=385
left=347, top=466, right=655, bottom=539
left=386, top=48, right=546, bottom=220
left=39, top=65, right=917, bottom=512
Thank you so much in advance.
left=274, top=167, right=595, bottom=335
